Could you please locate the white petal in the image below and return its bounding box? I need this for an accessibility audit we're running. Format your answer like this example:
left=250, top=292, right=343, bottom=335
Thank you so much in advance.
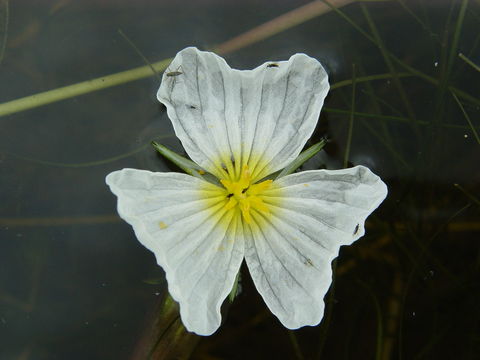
left=157, top=47, right=329, bottom=182
left=244, top=166, right=387, bottom=329
left=106, top=169, right=244, bottom=335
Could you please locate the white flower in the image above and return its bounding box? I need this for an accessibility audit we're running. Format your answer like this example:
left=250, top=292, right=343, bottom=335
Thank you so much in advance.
left=106, top=47, right=387, bottom=336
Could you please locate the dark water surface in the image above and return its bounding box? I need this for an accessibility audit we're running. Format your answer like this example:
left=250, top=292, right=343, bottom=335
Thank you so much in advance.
left=1, top=0, right=479, bottom=359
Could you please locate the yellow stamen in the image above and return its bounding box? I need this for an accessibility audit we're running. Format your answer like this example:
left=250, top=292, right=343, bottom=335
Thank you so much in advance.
left=247, top=180, right=273, bottom=196
left=220, top=164, right=272, bottom=224
left=224, top=196, right=238, bottom=210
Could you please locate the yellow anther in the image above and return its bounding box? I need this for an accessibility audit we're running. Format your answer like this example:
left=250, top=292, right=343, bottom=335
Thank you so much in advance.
left=220, top=179, right=235, bottom=194
left=247, top=180, right=273, bottom=196
left=241, top=206, right=252, bottom=224
left=248, top=196, right=270, bottom=213
left=220, top=164, right=272, bottom=224
left=224, top=196, right=238, bottom=210
left=239, top=164, right=251, bottom=183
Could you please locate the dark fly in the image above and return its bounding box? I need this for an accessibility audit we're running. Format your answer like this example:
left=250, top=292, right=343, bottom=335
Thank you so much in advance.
left=166, top=65, right=183, bottom=77
left=166, top=70, right=183, bottom=77
left=353, top=224, right=360, bottom=235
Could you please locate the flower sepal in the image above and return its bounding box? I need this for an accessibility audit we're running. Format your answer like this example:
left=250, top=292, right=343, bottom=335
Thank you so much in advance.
left=275, top=137, right=328, bottom=179
left=151, top=141, right=207, bottom=179
left=228, top=271, right=242, bottom=303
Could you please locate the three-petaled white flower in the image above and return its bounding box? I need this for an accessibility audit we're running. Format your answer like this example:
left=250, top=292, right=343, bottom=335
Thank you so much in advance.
left=106, top=47, right=387, bottom=336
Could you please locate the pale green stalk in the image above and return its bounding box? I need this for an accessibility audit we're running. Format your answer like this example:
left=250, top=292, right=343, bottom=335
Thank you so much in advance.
left=0, top=59, right=171, bottom=118
left=459, top=52, right=480, bottom=72
left=276, top=139, right=328, bottom=178
left=0, top=0, right=356, bottom=119
left=151, top=141, right=204, bottom=179
left=228, top=271, right=241, bottom=302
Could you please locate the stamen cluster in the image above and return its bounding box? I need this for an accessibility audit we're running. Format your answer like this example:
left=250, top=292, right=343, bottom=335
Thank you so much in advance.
left=220, top=165, right=272, bottom=223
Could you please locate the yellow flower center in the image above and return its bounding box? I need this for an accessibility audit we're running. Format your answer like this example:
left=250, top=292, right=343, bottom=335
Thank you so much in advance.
left=220, top=164, right=272, bottom=224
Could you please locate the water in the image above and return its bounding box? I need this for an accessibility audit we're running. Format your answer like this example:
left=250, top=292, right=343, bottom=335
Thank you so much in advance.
left=1, top=0, right=479, bottom=359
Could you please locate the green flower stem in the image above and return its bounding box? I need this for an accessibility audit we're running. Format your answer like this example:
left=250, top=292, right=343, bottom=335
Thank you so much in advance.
left=0, top=58, right=171, bottom=118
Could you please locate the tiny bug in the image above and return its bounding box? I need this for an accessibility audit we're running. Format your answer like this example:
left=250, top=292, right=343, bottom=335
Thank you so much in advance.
left=353, top=224, right=360, bottom=235
left=166, top=70, right=183, bottom=77
left=267, top=63, right=279, bottom=68
left=166, top=65, right=183, bottom=77
left=304, top=258, right=313, bottom=266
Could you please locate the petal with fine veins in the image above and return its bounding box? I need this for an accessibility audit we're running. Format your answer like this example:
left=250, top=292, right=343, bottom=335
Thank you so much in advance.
left=244, top=166, right=387, bottom=329
left=106, top=169, right=244, bottom=335
left=157, top=47, right=329, bottom=182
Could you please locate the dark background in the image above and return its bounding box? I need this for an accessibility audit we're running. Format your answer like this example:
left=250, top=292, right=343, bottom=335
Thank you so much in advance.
left=1, top=0, right=479, bottom=359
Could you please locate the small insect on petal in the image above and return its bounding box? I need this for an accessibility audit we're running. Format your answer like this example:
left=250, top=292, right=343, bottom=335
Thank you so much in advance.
left=166, top=71, right=183, bottom=77
left=166, top=65, right=183, bottom=77
left=267, top=63, right=279, bottom=68
left=353, top=224, right=359, bottom=235
left=304, top=258, right=314, bottom=266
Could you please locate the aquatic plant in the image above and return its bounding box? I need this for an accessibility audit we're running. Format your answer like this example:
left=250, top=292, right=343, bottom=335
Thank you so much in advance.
left=106, top=47, right=387, bottom=335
